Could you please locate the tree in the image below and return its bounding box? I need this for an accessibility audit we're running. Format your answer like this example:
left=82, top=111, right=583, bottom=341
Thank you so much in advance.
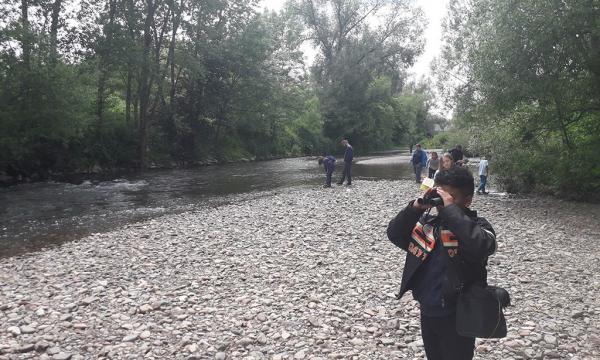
left=289, top=0, right=426, bottom=150
left=437, top=0, right=600, bottom=199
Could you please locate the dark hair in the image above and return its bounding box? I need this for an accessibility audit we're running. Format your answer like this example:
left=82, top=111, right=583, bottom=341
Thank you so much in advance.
left=434, top=166, right=474, bottom=196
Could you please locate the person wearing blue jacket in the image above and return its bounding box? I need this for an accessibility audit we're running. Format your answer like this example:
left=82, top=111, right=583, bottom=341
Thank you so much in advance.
left=318, top=155, right=336, bottom=188
left=337, top=139, right=353, bottom=186
left=410, top=144, right=428, bottom=184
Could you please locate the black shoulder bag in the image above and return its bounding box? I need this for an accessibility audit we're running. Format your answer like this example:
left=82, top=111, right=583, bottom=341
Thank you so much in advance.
left=438, top=226, right=510, bottom=339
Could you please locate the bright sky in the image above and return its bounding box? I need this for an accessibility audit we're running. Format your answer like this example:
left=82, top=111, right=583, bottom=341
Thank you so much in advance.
left=260, top=0, right=449, bottom=80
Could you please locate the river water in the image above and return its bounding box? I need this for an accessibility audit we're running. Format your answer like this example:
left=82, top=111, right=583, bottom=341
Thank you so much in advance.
left=0, top=152, right=415, bottom=258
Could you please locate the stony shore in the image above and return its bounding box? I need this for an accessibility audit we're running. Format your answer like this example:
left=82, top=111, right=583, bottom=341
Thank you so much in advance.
left=1, top=180, right=599, bottom=359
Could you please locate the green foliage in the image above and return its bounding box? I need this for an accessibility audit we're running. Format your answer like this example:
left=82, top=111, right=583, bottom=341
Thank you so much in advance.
left=420, top=131, right=470, bottom=153
left=0, top=0, right=440, bottom=183
left=438, top=0, right=600, bottom=201
left=290, top=0, right=427, bottom=152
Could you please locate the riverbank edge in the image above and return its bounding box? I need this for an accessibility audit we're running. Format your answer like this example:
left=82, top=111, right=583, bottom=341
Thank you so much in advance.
left=0, top=154, right=316, bottom=188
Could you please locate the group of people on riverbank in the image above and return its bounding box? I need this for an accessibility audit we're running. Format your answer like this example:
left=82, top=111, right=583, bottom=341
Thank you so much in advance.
left=317, top=141, right=489, bottom=195
left=410, top=144, right=489, bottom=195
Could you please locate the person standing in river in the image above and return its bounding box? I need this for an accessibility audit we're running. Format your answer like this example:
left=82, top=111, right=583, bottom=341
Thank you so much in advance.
left=410, top=144, right=427, bottom=184
left=337, top=139, right=353, bottom=186
left=318, top=155, right=336, bottom=188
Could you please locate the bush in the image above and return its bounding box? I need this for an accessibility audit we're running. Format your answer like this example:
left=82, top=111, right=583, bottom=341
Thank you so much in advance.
left=421, top=131, right=471, bottom=154
left=468, top=123, right=600, bottom=202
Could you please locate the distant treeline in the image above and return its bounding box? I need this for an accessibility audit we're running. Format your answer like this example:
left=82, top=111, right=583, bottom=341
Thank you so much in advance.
left=0, top=0, right=445, bottom=184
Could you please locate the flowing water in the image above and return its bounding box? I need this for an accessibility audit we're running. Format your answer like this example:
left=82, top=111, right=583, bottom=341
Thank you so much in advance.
left=0, top=152, right=415, bottom=258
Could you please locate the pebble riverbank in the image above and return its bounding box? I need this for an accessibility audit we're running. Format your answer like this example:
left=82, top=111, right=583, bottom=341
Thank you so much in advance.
left=1, top=180, right=599, bottom=359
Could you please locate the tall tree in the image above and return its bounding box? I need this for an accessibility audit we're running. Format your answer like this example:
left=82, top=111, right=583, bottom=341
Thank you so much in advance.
left=289, top=0, right=425, bottom=149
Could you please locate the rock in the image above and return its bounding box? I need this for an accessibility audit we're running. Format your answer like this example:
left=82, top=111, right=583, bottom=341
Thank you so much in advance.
left=80, top=297, right=95, bottom=305
left=238, top=337, right=254, bottom=346
left=349, top=338, right=364, bottom=346
left=122, top=333, right=139, bottom=342
left=257, top=333, right=268, bottom=345
left=308, top=316, right=321, bottom=327
left=380, top=338, right=395, bottom=346
left=53, top=353, right=72, bottom=360
left=139, top=304, right=154, bottom=313
left=544, top=334, right=558, bottom=346
left=519, top=329, right=531, bottom=336
left=16, top=344, right=35, bottom=353
left=504, top=339, right=524, bottom=349
left=215, top=352, right=227, bottom=360
left=64, top=303, right=77, bottom=311
left=476, top=345, right=491, bottom=353
left=35, top=341, right=50, bottom=351
left=7, top=326, right=21, bottom=336
left=47, top=347, right=61, bottom=355
left=571, top=311, right=585, bottom=319
left=294, top=350, right=306, bottom=359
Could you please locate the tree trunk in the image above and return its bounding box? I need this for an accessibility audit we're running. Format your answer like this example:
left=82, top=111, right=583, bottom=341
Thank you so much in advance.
left=168, top=0, right=184, bottom=104
left=125, top=68, right=133, bottom=124
left=138, top=0, right=158, bottom=170
left=49, top=0, right=62, bottom=63
left=96, top=0, right=117, bottom=132
left=20, top=0, right=30, bottom=70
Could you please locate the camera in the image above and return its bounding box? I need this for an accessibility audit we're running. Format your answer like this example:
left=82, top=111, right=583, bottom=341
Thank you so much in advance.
left=417, top=190, right=444, bottom=207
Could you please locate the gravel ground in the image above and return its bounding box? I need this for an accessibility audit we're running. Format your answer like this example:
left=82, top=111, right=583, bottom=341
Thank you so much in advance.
left=1, top=180, right=599, bottom=360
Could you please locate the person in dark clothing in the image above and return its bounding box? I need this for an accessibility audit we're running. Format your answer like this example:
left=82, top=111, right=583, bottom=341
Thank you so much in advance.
left=318, top=155, right=336, bottom=188
left=410, top=144, right=427, bottom=183
left=387, top=166, right=497, bottom=360
left=449, top=145, right=464, bottom=165
left=337, top=139, right=353, bottom=186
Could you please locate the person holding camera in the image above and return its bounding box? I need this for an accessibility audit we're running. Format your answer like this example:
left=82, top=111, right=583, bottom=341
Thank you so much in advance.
left=387, top=166, right=497, bottom=360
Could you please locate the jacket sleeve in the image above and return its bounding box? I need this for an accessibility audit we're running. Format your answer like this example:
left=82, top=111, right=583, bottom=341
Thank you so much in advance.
left=439, top=205, right=496, bottom=263
left=387, top=202, right=423, bottom=251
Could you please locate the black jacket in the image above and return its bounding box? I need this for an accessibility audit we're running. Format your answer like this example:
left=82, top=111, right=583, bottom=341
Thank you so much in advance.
left=450, top=148, right=464, bottom=162
left=344, top=145, right=354, bottom=163
left=387, top=203, right=496, bottom=305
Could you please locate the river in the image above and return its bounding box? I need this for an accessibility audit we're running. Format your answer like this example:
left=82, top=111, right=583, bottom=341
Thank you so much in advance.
left=0, top=152, right=415, bottom=258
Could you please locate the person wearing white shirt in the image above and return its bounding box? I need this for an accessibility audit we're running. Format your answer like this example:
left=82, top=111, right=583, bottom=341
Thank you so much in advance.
left=477, top=157, right=489, bottom=195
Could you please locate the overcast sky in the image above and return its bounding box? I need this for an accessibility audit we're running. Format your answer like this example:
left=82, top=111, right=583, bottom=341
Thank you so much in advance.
left=260, top=0, right=450, bottom=80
